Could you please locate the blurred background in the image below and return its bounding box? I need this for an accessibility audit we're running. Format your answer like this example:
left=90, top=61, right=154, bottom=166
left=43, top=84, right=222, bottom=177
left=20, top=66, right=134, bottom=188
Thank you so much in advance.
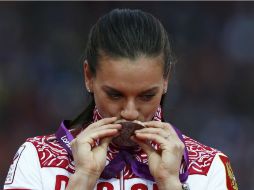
left=1, top=2, right=253, bottom=188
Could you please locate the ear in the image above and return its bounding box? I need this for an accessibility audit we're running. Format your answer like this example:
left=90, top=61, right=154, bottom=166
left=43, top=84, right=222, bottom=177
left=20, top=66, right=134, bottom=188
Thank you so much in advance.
left=83, top=60, right=93, bottom=93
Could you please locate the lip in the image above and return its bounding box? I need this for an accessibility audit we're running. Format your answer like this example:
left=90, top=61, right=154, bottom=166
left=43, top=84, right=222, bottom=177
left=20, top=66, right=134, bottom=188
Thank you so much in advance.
left=112, top=120, right=144, bottom=148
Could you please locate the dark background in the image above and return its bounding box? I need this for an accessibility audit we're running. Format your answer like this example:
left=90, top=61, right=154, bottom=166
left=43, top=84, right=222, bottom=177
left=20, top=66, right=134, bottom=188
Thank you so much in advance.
left=1, top=2, right=254, bottom=189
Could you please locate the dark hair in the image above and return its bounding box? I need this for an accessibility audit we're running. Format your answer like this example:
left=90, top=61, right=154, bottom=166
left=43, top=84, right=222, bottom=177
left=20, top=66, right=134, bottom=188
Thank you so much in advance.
left=70, top=9, right=174, bottom=126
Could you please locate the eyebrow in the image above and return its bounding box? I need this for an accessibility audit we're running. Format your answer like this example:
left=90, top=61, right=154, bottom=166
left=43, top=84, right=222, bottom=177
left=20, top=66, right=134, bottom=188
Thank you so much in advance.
left=101, top=85, right=159, bottom=95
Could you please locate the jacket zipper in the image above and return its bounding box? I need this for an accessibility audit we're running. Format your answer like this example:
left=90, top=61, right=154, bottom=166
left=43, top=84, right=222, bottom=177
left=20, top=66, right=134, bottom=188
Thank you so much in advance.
left=120, top=170, right=124, bottom=190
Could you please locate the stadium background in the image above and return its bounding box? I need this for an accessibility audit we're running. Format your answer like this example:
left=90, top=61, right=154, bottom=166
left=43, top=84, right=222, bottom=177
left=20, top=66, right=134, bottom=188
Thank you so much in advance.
left=1, top=2, right=254, bottom=189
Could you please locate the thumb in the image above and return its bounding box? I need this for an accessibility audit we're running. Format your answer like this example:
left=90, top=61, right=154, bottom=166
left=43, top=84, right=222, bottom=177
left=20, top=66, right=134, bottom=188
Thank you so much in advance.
left=131, top=136, right=154, bottom=156
left=93, top=136, right=113, bottom=159
left=100, top=136, right=113, bottom=150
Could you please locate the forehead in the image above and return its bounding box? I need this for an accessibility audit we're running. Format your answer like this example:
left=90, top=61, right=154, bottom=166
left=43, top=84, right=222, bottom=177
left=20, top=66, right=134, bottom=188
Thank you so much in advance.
left=94, top=56, right=164, bottom=90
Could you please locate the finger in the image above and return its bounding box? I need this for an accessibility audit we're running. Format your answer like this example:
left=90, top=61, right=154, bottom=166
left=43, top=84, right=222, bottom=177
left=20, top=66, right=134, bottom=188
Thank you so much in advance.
left=99, top=133, right=119, bottom=149
left=135, top=132, right=168, bottom=146
left=78, top=123, right=121, bottom=139
left=70, top=138, right=92, bottom=152
left=143, top=121, right=166, bottom=129
left=93, top=123, right=122, bottom=132
left=143, top=121, right=178, bottom=138
left=135, top=132, right=185, bottom=155
left=76, top=128, right=119, bottom=146
left=89, top=128, right=120, bottom=142
left=100, top=130, right=121, bottom=147
left=135, top=127, right=169, bottom=138
left=93, top=133, right=120, bottom=163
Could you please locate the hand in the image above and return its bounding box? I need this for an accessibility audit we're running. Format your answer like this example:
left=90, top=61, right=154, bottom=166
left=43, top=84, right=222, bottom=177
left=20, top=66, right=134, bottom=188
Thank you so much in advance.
left=131, top=121, right=184, bottom=190
left=70, top=117, right=121, bottom=178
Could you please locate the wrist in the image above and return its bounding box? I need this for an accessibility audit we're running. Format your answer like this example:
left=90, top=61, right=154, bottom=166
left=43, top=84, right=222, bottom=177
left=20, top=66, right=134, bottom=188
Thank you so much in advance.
left=66, top=170, right=98, bottom=190
left=156, top=177, right=182, bottom=190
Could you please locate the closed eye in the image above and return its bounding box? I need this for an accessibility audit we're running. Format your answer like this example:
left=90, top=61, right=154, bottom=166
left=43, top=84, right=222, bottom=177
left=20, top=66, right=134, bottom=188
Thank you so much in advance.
left=102, top=85, right=159, bottom=102
left=107, top=92, right=123, bottom=100
left=139, top=94, right=156, bottom=101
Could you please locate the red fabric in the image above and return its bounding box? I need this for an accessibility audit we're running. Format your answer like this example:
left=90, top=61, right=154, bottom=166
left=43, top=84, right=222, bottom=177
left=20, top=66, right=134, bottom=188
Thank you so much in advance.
left=27, top=135, right=75, bottom=173
left=185, top=136, right=219, bottom=176
left=219, top=155, right=238, bottom=190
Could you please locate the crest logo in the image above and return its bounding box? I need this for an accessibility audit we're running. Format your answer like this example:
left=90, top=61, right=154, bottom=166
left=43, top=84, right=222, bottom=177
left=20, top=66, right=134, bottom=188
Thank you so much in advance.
left=219, top=155, right=238, bottom=190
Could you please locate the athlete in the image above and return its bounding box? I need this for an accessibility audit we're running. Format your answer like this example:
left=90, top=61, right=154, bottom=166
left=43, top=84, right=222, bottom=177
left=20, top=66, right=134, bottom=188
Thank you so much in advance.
left=4, top=9, right=238, bottom=190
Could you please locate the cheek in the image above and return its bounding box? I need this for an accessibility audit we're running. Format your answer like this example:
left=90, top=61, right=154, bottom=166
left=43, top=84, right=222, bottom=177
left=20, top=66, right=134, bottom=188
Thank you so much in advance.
left=93, top=94, right=120, bottom=118
left=140, top=97, right=162, bottom=121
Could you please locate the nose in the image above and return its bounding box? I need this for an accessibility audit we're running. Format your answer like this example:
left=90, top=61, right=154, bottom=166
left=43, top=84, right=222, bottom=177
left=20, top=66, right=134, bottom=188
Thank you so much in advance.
left=120, top=99, right=139, bottom=121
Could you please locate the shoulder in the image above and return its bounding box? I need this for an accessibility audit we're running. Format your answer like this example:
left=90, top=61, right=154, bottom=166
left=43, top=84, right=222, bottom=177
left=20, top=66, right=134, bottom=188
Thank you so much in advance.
left=184, top=136, right=238, bottom=189
left=26, top=134, right=75, bottom=173
left=4, top=141, right=42, bottom=187
left=183, top=135, right=221, bottom=175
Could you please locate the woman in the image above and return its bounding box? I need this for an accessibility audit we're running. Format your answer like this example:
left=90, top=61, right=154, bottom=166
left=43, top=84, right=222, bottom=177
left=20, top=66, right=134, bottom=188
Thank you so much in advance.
left=4, top=9, right=238, bottom=190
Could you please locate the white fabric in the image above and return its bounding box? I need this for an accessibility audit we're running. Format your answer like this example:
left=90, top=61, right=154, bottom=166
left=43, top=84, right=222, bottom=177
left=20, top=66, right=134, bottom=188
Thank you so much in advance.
left=4, top=136, right=235, bottom=190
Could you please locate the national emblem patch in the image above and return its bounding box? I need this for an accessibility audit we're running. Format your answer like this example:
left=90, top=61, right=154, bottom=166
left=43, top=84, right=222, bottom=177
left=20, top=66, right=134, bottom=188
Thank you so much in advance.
left=219, top=155, right=238, bottom=190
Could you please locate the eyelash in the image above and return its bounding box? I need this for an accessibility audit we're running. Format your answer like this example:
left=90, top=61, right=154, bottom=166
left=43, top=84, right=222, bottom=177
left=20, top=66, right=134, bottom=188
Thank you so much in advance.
left=107, top=93, right=122, bottom=100
left=107, top=93, right=155, bottom=101
left=140, top=94, right=156, bottom=101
